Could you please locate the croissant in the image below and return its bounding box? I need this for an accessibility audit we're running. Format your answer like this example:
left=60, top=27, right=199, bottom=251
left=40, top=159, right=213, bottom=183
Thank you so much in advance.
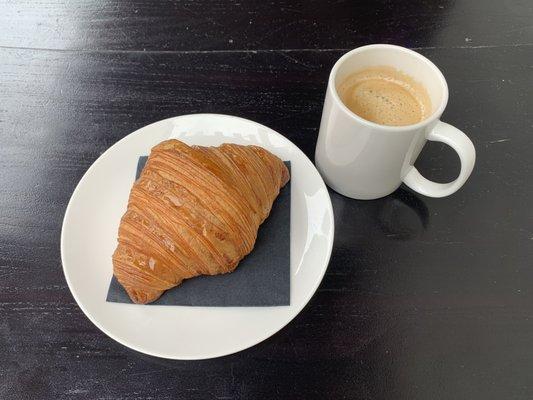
left=112, top=139, right=290, bottom=304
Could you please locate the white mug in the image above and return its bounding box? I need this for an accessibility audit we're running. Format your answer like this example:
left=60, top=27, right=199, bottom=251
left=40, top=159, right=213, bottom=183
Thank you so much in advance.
left=315, top=44, right=476, bottom=199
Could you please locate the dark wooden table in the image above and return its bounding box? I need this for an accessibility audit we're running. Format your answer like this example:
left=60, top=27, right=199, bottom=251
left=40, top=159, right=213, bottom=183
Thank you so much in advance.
left=1, top=1, right=532, bottom=399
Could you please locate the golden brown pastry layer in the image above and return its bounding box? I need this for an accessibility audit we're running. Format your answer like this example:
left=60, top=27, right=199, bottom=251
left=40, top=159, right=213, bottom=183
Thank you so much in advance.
left=112, top=139, right=290, bottom=304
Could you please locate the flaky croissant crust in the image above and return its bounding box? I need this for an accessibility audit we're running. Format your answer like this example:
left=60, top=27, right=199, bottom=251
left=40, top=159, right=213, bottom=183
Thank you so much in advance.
left=112, top=139, right=290, bottom=304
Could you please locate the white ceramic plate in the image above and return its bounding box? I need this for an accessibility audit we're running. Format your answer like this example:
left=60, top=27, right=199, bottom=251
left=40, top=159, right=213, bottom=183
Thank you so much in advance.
left=61, top=114, right=334, bottom=360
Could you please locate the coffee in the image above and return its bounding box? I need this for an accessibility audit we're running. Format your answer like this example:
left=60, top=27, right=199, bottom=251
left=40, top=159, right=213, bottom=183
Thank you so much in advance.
left=338, top=66, right=431, bottom=126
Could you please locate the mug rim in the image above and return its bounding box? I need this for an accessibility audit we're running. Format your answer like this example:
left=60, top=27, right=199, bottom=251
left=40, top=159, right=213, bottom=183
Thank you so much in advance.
left=329, top=44, right=449, bottom=132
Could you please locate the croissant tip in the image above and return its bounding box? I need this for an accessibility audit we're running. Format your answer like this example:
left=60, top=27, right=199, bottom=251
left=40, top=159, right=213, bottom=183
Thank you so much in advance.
left=281, top=164, right=290, bottom=187
left=124, top=286, right=164, bottom=305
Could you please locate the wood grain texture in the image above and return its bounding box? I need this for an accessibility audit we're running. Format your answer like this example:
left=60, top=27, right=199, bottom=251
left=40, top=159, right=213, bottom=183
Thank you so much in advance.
left=0, top=0, right=533, bottom=399
left=0, top=0, right=532, bottom=51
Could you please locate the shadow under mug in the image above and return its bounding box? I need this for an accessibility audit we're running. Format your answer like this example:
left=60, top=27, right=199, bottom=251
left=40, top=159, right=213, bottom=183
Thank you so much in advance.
left=315, top=44, right=476, bottom=200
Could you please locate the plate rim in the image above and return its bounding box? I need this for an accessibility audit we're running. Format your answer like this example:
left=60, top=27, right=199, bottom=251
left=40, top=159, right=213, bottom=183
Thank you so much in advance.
left=60, top=113, right=334, bottom=359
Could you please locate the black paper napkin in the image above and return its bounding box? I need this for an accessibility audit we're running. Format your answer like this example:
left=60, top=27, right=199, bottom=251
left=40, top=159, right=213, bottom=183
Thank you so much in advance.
left=106, top=157, right=290, bottom=306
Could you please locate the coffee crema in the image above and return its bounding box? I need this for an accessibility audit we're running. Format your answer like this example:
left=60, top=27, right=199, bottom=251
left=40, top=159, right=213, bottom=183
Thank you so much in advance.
left=338, top=66, right=432, bottom=126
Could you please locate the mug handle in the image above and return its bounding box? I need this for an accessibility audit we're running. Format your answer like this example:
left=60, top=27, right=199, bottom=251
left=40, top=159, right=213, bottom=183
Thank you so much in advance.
left=403, top=121, right=476, bottom=198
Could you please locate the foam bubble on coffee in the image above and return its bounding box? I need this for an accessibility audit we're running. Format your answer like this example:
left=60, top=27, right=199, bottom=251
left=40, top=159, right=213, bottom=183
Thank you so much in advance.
left=338, top=66, right=432, bottom=127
